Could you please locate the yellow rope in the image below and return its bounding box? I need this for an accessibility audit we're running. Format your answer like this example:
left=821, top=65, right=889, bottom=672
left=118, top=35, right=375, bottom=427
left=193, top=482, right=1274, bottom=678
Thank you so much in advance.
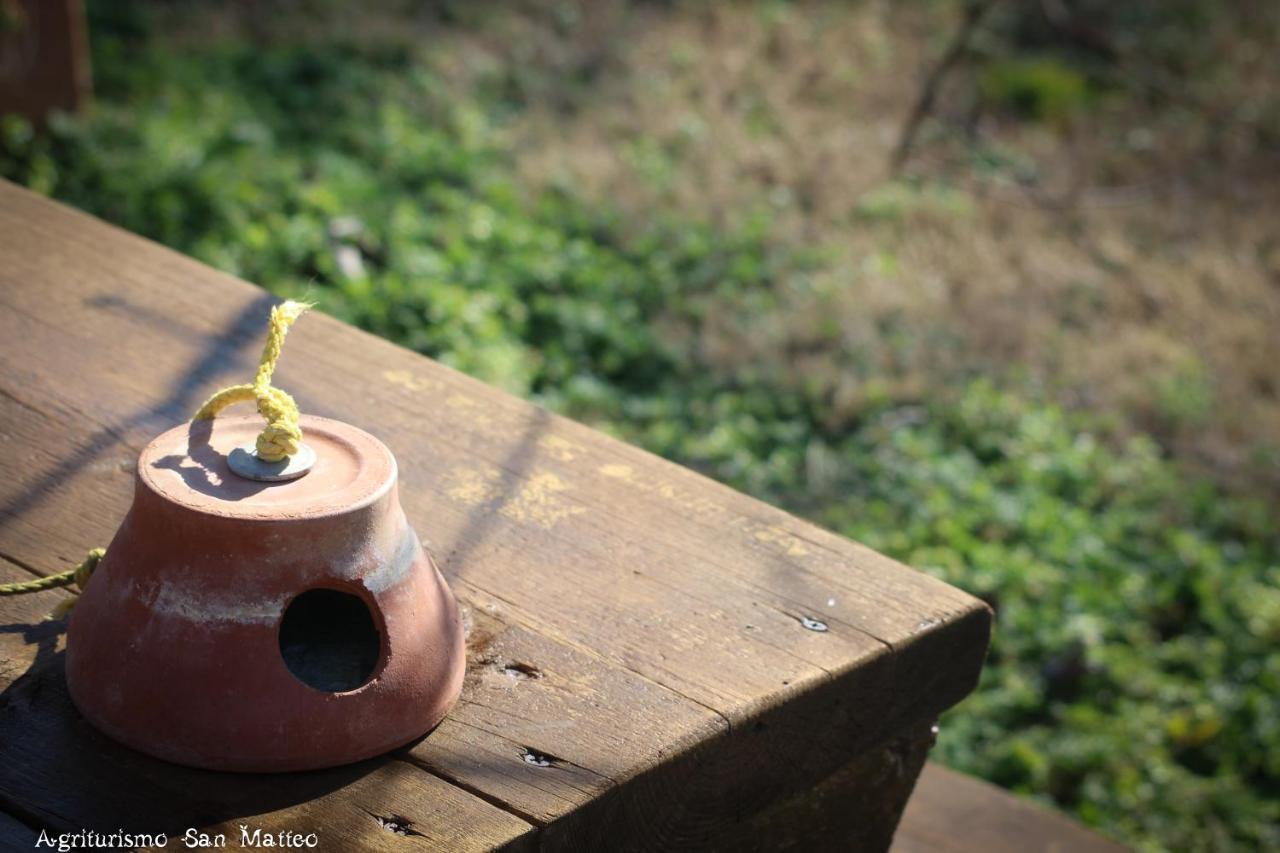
left=0, top=303, right=310, bottom=618
left=194, top=300, right=312, bottom=461
left=0, top=548, right=105, bottom=619
left=0, top=305, right=310, bottom=621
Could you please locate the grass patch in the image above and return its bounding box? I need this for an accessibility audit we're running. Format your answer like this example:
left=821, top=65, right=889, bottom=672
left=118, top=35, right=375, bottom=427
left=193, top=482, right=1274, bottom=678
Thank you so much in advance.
left=978, top=58, right=1091, bottom=123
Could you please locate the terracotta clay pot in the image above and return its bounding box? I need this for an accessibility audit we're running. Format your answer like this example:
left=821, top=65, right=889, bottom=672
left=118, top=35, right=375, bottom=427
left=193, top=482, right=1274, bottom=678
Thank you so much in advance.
left=66, top=414, right=465, bottom=772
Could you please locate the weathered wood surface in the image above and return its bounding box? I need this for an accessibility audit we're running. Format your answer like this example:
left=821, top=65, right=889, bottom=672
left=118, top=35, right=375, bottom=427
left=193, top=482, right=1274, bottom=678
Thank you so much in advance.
left=893, top=764, right=1130, bottom=853
left=0, top=179, right=991, bottom=850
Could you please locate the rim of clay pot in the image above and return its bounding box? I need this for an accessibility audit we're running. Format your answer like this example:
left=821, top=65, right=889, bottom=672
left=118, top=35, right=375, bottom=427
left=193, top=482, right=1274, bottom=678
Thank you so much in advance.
left=138, top=414, right=397, bottom=521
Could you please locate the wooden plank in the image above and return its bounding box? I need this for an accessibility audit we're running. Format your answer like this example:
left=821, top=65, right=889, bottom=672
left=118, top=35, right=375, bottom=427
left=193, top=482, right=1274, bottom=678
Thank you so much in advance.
left=893, top=764, right=1130, bottom=853
left=0, top=180, right=992, bottom=847
left=0, top=652, right=535, bottom=852
left=0, top=557, right=70, bottom=689
left=544, top=720, right=937, bottom=852
left=0, top=383, right=139, bottom=576
left=413, top=594, right=719, bottom=824
left=735, top=722, right=935, bottom=851
left=0, top=808, right=39, bottom=849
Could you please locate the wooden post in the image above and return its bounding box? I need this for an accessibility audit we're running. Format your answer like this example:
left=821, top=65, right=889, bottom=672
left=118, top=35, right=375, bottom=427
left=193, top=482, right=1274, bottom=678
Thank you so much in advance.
left=0, top=0, right=92, bottom=123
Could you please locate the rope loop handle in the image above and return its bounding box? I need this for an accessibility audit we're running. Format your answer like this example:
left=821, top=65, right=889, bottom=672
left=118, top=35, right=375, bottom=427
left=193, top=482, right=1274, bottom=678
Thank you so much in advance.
left=194, top=300, right=312, bottom=461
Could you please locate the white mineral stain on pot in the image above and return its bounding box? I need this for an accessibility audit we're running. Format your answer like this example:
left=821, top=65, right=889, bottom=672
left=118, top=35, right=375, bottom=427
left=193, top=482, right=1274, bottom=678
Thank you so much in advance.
left=150, top=582, right=285, bottom=625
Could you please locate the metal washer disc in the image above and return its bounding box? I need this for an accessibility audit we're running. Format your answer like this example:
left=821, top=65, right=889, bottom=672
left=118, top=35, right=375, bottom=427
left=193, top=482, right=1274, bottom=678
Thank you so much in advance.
left=226, top=442, right=316, bottom=482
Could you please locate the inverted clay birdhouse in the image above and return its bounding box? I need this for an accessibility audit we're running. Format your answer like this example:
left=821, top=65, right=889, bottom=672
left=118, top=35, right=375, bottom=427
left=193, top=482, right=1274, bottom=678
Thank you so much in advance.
left=65, top=302, right=465, bottom=772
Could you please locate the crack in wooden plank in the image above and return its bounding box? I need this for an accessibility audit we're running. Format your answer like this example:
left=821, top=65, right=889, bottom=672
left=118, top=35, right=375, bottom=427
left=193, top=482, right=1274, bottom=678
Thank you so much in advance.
left=0, top=550, right=48, bottom=581
left=390, top=754, right=546, bottom=829
left=462, top=580, right=737, bottom=737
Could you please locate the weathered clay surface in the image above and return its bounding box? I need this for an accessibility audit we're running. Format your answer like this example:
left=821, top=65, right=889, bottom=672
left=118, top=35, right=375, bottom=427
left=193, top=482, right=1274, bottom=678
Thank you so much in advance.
left=66, top=414, right=466, bottom=772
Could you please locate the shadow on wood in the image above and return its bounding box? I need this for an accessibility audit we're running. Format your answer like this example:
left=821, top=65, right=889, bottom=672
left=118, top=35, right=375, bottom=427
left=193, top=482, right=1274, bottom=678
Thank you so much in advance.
left=0, top=652, right=379, bottom=835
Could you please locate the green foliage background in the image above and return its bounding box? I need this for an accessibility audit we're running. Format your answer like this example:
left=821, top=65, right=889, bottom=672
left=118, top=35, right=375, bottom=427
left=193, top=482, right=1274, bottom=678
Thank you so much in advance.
left=2, top=5, right=1277, bottom=850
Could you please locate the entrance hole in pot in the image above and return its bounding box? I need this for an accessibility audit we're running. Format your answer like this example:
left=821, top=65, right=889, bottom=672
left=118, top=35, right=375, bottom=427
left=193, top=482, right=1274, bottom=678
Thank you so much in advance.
left=279, top=589, right=382, bottom=692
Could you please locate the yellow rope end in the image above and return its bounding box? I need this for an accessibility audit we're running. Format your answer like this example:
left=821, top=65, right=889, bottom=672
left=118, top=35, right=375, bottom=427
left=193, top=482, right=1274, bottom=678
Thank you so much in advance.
left=193, top=300, right=313, bottom=459
left=74, top=547, right=106, bottom=590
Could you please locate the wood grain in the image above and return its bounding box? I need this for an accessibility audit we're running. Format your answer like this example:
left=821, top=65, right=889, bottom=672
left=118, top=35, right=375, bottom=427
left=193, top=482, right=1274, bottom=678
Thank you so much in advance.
left=0, top=558, right=70, bottom=687
left=0, top=807, right=38, bottom=849
left=893, top=764, right=1130, bottom=853
left=738, top=722, right=935, bottom=851
left=0, top=180, right=993, bottom=849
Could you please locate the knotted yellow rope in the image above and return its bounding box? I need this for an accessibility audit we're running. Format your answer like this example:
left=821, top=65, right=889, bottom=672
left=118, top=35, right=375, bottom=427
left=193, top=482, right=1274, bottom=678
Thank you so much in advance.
left=193, top=300, right=312, bottom=461
left=0, top=304, right=311, bottom=621
left=0, top=548, right=105, bottom=619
